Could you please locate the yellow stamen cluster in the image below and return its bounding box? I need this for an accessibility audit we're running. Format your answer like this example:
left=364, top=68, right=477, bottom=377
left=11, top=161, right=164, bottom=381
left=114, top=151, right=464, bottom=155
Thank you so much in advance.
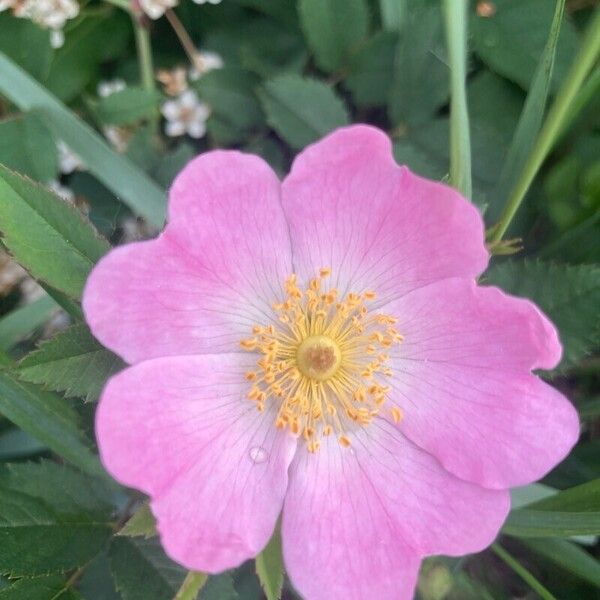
left=241, top=270, right=403, bottom=452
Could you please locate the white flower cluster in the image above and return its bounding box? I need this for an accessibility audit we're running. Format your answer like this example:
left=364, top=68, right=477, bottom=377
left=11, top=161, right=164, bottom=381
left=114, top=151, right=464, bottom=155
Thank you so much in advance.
left=161, top=89, right=210, bottom=138
left=139, top=0, right=222, bottom=20
left=158, top=49, right=223, bottom=139
left=139, top=0, right=177, bottom=20
left=1, top=0, right=79, bottom=48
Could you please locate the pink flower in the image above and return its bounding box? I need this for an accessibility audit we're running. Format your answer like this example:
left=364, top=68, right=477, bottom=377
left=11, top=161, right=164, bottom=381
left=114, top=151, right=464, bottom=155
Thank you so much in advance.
left=84, top=126, right=579, bottom=600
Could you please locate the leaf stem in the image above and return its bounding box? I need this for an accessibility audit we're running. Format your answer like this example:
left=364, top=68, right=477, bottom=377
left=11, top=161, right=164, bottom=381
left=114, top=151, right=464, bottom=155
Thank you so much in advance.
left=491, top=8, right=600, bottom=242
left=443, top=0, right=472, bottom=199
left=133, top=18, right=156, bottom=93
left=173, top=571, right=208, bottom=600
left=492, top=543, right=558, bottom=600
left=165, top=9, right=203, bottom=72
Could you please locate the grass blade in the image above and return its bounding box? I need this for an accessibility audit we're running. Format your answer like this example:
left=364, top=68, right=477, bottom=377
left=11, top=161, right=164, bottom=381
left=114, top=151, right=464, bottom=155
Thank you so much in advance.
left=0, top=51, right=166, bottom=228
left=173, top=572, right=208, bottom=600
left=492, top=544, right=558, bottom=600
left=522, top=538, right=600, bottom=588
left=490, top=0, right=566, bottom=219
left=502, top=509, right=600, bottom=537
left=491, top=8, right=600, bottom=242
left=443, top=0, right=471, bottom=198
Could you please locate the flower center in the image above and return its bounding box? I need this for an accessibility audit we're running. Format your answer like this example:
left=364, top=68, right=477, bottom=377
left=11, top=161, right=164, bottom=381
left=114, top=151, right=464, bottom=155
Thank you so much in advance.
left=296, top=335, right=341, bottom=381
left=240, top=269, right=403, bottom=452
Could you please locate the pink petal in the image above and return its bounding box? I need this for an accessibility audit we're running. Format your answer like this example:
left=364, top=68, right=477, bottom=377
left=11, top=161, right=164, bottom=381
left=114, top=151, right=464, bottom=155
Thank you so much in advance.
left=83, top=151, right=291, bottom=363
left=281, top=125, right=488, bottom=301
left=96, top=354, right=297, bottom=571
left=283, top=424, right=508, bottom=600
left=386, top=278, right=580, bottom=489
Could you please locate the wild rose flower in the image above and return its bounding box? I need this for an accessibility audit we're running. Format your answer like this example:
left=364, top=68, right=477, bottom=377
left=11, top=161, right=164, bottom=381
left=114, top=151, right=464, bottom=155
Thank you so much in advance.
left=84, top=126, right=579, bottom=600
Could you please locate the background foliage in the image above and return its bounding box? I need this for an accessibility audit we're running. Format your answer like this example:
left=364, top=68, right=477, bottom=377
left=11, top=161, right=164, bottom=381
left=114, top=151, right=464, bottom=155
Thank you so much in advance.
left=0, top=0, right=599, bottom=598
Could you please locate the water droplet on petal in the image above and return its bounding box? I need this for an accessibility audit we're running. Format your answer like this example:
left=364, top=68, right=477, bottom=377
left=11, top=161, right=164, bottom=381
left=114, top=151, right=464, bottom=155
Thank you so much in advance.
left=249, top=446, right=268, bottom=464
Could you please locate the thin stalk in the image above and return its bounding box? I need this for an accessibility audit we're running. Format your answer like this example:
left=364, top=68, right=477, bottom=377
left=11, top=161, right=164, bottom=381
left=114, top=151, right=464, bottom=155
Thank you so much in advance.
left=133, top=19, right=156, bottom=93
left=491, top=9, right=600, bottom=242
left=165, top=9, right=203, bottom=71
left=443, top=0, right=472, bottom=199
left=492, top=544, right=558, bottom=600
left=173, top=571, right=208, bottom=600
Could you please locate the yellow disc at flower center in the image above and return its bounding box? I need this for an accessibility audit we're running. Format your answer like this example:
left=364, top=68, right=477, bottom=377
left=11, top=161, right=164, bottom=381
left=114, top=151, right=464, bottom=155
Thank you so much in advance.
left=296, top=335, right=342, bottom=381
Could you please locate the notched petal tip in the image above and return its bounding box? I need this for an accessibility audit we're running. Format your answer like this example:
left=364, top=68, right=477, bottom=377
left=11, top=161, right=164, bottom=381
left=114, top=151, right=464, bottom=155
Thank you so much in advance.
left=287, top=124, right=395, bottom=178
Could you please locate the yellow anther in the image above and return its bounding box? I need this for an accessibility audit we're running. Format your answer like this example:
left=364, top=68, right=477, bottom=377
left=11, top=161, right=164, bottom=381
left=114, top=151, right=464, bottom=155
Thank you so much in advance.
left=240, top=338, right=257, bottom=350
left=391, top=407, right=403, bottom=424
left=240, top=270, right=403, bottom=453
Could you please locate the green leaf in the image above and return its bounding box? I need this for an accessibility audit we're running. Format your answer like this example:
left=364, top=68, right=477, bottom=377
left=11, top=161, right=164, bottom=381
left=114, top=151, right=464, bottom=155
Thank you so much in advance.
left=109, top=537, right=187, bottom=600
left=393, top=139, right=447, bottom=181
left=0, top=114, right=57, bottom=182
left=0, top=166, right=110, bottom=299
left=0, top=51, right=166, bottom=227
left=485, top=260, right=600, bottom=371
left=0, top=14, right=52, bottom=81
left=344, top=32, right=398, bottom=108
left=379, top=0, right=405, bottom=31
left=0, top=575, right=80, bottom=600
left=194, top=68, right=265, bottom=144
left=118, top=503, right=157, bottom=539
left=522, top=538, right=600, bottom=588
left=0, top=429, right=45, bottom=461
left=579, top=397, right=600, bottom=421
left=387, top=0, right=448, bottom=127
left=0, top=371, right=102, bottom=477
left=528, top=478, right=600, bottom=512
left=201, top=574, right=238, bottom=600
left=0, top=296, right=59, bottom=352
left=0, top=460, right=114, bottom=519
left=96, top=87, right=160, bottom=126
left=255, top=527, right=284, bottom=600
left=0, top=485, right=112, bottom=577
left=503, top=509, right=600, bottom=538
left=18, top=323, right=125, bottom=402
left=78, top=552, right=121, bottom=600
left=260, top=75, right=349, bottom=149
left=489, top=0, right=566, bottom=217
left=298, top=0, right=369, bottom=72
left=472, top=0, right=579, bottom=92
left=46, top=13, right=130, bottom=104
left=173, top=572, right=208, bottom=600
